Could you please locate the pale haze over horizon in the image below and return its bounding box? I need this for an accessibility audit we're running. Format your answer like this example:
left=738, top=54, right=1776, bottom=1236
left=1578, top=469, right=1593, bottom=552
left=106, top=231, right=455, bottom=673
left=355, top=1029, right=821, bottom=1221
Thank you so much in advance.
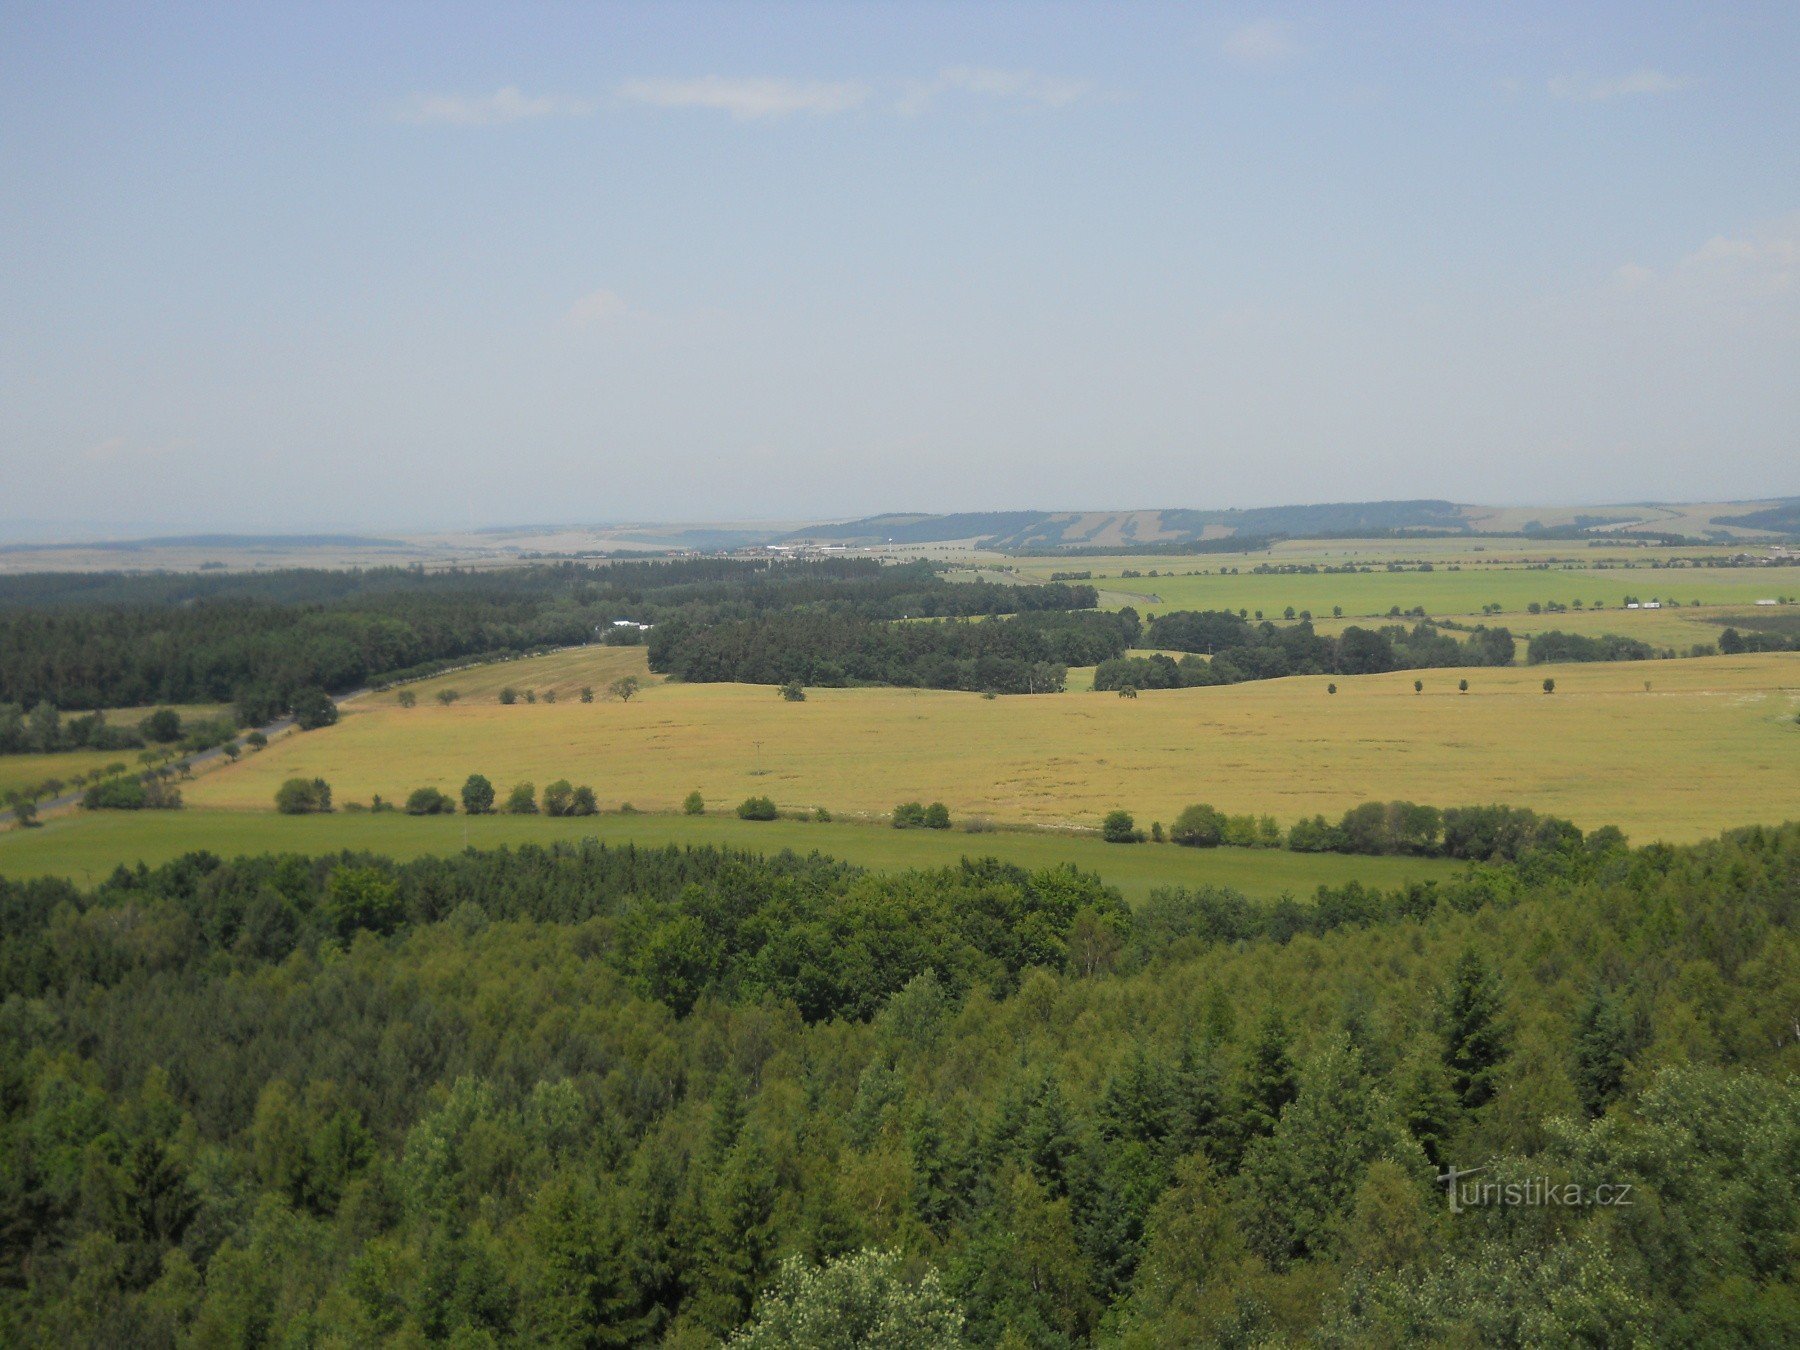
left=3, top=1, right=1797, bottom=537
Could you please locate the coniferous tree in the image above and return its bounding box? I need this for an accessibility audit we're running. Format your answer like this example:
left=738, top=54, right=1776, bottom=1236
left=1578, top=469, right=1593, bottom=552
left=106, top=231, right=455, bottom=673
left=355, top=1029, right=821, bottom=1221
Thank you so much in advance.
left=1441, top=949, right=1509, bottom=1110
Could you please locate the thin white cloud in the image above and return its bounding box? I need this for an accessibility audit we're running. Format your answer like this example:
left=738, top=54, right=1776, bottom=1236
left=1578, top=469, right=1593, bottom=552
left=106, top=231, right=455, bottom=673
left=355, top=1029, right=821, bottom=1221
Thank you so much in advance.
left=615, top=76, right=869, bottom=120
left=397, top=87, right=596, bottom=126
left=1615, top=213, right=1799, bottom=299
left=567, top=289, right=631, bottom=326
left=897, top=67, right=1095, bottom=115
left=1548, top=68, right=1693, bottom=102
left=1223, top=20, right=1299, bottom=66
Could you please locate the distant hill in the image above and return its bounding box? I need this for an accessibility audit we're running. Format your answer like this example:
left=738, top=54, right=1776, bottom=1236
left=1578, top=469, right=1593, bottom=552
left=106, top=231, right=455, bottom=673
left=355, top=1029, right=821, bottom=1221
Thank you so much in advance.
left=0, top=532, right=413, bottom=554
left=1710, top=499, right=1800, bottom=535
left=782, top=498, right=1796, bottom=550
left=782, top=501, right=1473, bottom=549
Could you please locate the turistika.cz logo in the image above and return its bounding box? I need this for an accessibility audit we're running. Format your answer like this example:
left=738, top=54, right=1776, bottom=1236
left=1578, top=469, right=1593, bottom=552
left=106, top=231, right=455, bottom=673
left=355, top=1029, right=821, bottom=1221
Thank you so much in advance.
left=1437, top=1164, right=1634, bottom=1214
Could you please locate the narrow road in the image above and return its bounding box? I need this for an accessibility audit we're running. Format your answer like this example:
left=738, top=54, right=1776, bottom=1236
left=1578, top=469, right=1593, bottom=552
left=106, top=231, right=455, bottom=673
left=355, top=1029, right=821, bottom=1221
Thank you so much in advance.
left=0, top=686, right=371, bottom=827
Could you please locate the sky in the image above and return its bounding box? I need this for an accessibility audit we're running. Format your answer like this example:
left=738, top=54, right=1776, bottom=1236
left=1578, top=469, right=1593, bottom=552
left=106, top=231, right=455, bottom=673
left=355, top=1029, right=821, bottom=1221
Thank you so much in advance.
left=2, top=1, right=1796, bottom=536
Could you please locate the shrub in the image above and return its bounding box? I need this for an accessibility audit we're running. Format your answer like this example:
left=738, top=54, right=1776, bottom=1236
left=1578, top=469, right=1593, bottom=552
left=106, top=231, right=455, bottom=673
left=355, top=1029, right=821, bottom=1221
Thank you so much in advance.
left=505, top=782, right=538, bottom=814
left=1170, top=803, right=1227, bottom=848
left=83, top=778, right=147, bottom=810
left=570, top=785, right=598, bottom=816
left=737, top=795, right=778, bottom=821
left=404, top=787, right=455, bottom=815
left=1102, top=809, right=1140, bottom=843
left=499, top=687, right=519, bottom=706
left=139, top=708, right=182, bottom=743
left=1287, top=815, right=1343, bottom=851
left=683, top=789, right=705, bottom=815
left=923, top=802, right=951, bottom=829
left=245, top=730, right=268, bottom=750
left=579, top=686, right=594, bottom=703
left=275, top=777, right=332, bottom=814
left=779, top=682, right=807, bottom=702
left=291, top=689, right=338, bottom=730
left=893, top=801, right=927, bottom=829
left=543, top=779, right=575, bottom=817
left=436, top=689, right=460, bottom=706
left=1542, top=678, right=1556, bottom=694
left=397, top=689, right=417, bottom=708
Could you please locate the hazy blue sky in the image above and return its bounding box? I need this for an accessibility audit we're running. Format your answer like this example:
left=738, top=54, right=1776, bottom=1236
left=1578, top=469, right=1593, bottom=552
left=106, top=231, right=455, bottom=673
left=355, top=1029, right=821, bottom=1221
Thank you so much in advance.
left=3, top=2, right=1796, bottom=535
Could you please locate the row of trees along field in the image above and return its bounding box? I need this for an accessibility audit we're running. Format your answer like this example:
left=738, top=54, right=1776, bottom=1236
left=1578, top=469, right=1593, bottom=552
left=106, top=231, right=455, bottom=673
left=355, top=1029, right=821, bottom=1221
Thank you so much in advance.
left=648, top=610, right=1137, bottom=694
left=0, top=561, right=1096, bottom=711
left=1, top=823, right=1795, bottom=1343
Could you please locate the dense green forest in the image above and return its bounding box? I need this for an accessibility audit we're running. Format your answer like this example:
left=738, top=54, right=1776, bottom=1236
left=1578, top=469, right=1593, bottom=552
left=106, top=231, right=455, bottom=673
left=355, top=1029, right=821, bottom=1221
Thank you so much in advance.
left=648, top=610, right=1136, bottom=694
left=0, top=562, right=1094, bottom=712
left=2, top=823, right=1795, bottom=1344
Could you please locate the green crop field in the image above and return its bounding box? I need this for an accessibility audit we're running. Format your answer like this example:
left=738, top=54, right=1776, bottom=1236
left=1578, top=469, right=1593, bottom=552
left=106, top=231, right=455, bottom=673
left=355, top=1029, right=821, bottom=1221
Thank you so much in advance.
left=1009, top=560, right=1793, bottom=620
left=0, top=806, right=1463, bottom=900
left=116, top=646, right=1800, bottom=844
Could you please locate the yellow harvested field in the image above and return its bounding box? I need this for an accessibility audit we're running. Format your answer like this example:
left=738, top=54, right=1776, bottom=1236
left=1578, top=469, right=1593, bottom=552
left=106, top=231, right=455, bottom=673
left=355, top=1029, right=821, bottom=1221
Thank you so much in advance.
left=181, top=647, right=1800, bottom=843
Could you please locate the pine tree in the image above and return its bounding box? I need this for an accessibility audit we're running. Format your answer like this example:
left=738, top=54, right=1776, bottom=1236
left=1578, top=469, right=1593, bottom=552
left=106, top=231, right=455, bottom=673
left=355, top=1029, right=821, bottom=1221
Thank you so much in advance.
left=1397, top=1054, right=1460, bottom=1168
left=1574, top=985, right=1632, bottom=1118
left=1240, top=1008, right=1299, bottom=1142
left=1441, top=949, right=1509, bottom=1110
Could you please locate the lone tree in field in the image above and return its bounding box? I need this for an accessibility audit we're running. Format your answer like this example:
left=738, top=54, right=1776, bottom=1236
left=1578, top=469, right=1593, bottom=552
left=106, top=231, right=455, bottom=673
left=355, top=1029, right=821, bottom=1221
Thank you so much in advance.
left=436, top=689, right=460, bottom=706
left=1117, top=684, right=1139, bottom=699
left=1102, top=809, right=1140, bottom=843
left=396, top=689, right=417, bottom=708
left=608, top=676, right=641, bottom=703
left=1459, top=679, right=1469, bottom=694
left=779, top=682, right=806, bottom=702
left=579, top=686, right=594, bottom=703
left=683, top=789, right=705, bottom=815
left=498, top=687, right=519, bottom=706
left=461, top=773, right=495, bottom=815
left=736, top=795, right=778, bottom=820
left=1170, top=802, right=1227, bottom=848
left=404, top=787, right=455, bottom=815
left=1327, top=683, right=1337, bottom=695
left=542, top=779, right=575, bottom=817
left=1542, top=677, right=1556, bottom=694
left=1414, top=679, right=1423, bottom=694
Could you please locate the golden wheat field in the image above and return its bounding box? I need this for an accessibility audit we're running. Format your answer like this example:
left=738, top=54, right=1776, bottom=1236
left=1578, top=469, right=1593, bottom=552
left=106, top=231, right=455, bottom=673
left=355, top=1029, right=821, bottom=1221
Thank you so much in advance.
left=176, top=646, right=1800, bottom=842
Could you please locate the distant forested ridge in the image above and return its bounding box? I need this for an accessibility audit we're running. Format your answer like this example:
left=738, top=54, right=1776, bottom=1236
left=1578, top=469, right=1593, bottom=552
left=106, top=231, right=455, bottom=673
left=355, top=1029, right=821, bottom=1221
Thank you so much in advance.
left=0, top=560, right=1091, bottom=711
left=1, top=821, right=1794, bottom=1342
left=1096, top=612, right=1515, bottom=690
left=649, top=608, right=1134, bottom=694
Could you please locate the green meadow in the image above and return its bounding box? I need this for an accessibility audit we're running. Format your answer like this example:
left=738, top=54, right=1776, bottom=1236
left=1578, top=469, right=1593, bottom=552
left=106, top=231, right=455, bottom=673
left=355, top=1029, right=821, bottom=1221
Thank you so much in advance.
left=0, top=806, right=1463, bottom=901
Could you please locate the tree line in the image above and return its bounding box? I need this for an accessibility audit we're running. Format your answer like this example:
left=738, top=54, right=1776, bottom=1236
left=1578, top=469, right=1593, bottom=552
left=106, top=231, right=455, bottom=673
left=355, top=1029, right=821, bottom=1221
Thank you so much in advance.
left=649, top=610, right=1137, bottom=694
left=1090, top=614, right=1515, bottom=691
